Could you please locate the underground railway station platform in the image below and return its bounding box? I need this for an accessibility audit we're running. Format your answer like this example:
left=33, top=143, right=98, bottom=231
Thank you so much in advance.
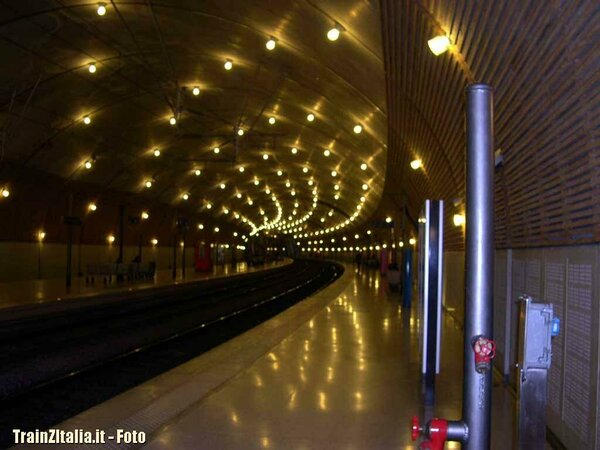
left=0, top=1, right=598, bottom=449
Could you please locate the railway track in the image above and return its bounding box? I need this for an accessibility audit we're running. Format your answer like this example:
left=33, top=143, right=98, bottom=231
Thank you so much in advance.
left=0, top=259, right=342, bottom=448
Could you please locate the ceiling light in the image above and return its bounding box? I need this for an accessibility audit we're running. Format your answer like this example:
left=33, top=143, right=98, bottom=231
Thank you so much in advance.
left=223, top=207, right=230, bottom=214
left=151, top=238, right=158, bottom=246
left=366, top=230, right=371, bottom=235
left=291, top=189, right=296, bottom=196
left=266, top=37, right=277, bottom=51
left=1, top=188, right=9, bottom=198
left=323, top=149, right=331, bottom=157
left=265, top=188, right=271, bottom=194
left=88, top=63, right=97, bottom=74
left=331, top=170, right=337, bottom=177
left=145, top=180, right=152, bottom=188
left=211, top=147, right=220, bottom=154
left=168, top=116, right=177, bottom=126
left=428, top=35, right=451, bottom=55
left=353, top=124, right=362, bottom=134
left=206, top=203, right=212, bottom=209
left=37, top=231, right=46, bottom=241
left=410, top=159, right=422, bottom=170
left=224, top=59, right=233, bottom=70
left=285, top=180, right=291, bottom=188
left=88, top=202, right=97, bottom=211
left=96, top=3, right=106, bottom=15
left=354, top=234, right=359, bottom=239
left=308, top=179, right=314, bottom=186
left=192, top=86, right=200, bottom=96
left=254, top=178, right=260, bottom=186
left=291, top=147, right=298, bottom=154
left=141, top=211, right=149, bottom=220
left=197, top=223, right=204, bottom=230
left=334, top=184, right=340, bottom=190
left=248, top=198, right=253, bottom=205
left=263, top=153, right=269, bottom=160
left=83, top=116, right=91, bottom=125
left=84, top=160, right=93, bottom=169
left=214, top=227, right=220, bottom=233
left=362, top=183, right=368, bottom=190
left=182, top=193, right=189, bottom=200
left=327, top=24, right=342, bottom=41
left=237, top=128, right=244, bottom=136
left=307, top=113, right=315, bottom=122
left=195, top=169, right=201, bottom=176
left=277, top=170, right=283, bottom=176
left=399, top=241, right=404, bottom=247
left=360, top=196, right=365, bottom=202
left=238, top=167, right=245, bottom=173
left=385, top=216, right=392, bottom=223
left=236, top=192, right=242, bottom=198
left=220, top=183, right=226, bottom=189
left=268, top=116, right=276, bottom=125
left=106, top=234, right=115, bottom=244
left=328, top=210, right=333, bottom=217
left=334, top=194, right=339, bottom=200
left=302, top=167, right=309, bottom=173
left=453, top=213, right=466, bottom=227
left=409, top=237, right=417, bottom=246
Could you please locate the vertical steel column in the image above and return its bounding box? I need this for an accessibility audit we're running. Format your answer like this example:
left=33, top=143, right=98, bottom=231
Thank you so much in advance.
left=463, top=84, right=495, bottom=450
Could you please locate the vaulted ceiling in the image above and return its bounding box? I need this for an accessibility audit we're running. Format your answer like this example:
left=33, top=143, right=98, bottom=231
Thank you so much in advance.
left=0, top=0, right=598, bottom=250
left=0, top=0, right=387, bottom=244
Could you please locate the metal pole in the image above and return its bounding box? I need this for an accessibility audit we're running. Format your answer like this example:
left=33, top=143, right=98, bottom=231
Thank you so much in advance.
left=463, top=83, right=495, bottom=450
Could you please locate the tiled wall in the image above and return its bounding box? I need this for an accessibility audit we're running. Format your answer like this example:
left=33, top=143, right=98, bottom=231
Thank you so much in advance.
left=444, top=245, right=600, bottom=449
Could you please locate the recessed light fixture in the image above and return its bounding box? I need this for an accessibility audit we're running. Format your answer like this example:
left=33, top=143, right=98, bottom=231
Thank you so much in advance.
left=266, top=37, right=277, bottom=51
left=334, top=184, right=340, bottom=191
left=1, top=188, right=9, bottom=198
left=224, top=59, right=233, bottom=70
left=220, top=183, right=226, bottom=189
left=182, top=193, right=189, bottom=200
left=96, top=3, right=106, bottom=16
left=254, top=178, right=260, bottom=186
left=362, top=183, right=368, bottom=190
left=145, top=180, right=153, bottom=188
left=151, top=238, right=158, bottom=246
left=88, top=63, right=97, bottom=74
left=327, top=23, right=342, bottom=41
left=453, top=213, right=466, bottom=227
left=360, top=163, right=367, bottom=170
left=107, top=235, right=115, bottom=244
left=88, top=202, right=97, bottom=211
left=307, top=113, right=315, bottom=122
left=141, top=211, right=149, bottom=220
left=353, top=124, right=362, bottom=134
left=385, top=216, right=392, bottom=223
left=37, top=231, right=46, bottom=241
left=192, top=86, right=200, bottom=96
left=236, top=192, right=242, bottom=198
left=302, top=167, right=309, bottom=173
left=206, top=203, right=212, bottom=209
left=239, top=167, right=245, bottom=173
left=195, top=169, right=201, bottom=176
left=331, top=170, right=337, bottom=177
left=198, top=223, right=204, bottom=230
left=237, top=128, right=244, bottom=136
left=84, top=160, right=93, bottom=169
left=268, top=117, right=276, bottom=125
left=153, top=149, right=161, bottom=157
left=277, top=170, right=283, bottom=176
left=263, top=153, right=269, bottom=160
left=291, top=147, right=298, bottom=154
left=213, top=147, right=220, bottom=154
left=323, top=149, right=331, bottom=157
left=410, top=159, right=422, bottom=170
left=428, top=35, right=451, bottom=56
left=214, top=227, right=220, bottom=233
left=169, top=116, right=177, bottom=125
left=409, top=237, right=417, bottom=245
left=83, top=116, right=91, bottom=125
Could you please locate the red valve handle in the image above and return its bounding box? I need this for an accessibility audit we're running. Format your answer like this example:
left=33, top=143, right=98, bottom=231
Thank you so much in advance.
left=411, top=416, right=421, bottom=441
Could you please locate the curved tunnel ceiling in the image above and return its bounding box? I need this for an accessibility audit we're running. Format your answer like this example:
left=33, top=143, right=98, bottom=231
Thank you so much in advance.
left=1, top=0, right=598, bottom=251
left=0, top=1, right=387, bottom=243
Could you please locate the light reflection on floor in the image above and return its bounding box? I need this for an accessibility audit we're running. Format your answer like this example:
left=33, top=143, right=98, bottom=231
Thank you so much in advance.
left=143, top=267, right=519, bottom=449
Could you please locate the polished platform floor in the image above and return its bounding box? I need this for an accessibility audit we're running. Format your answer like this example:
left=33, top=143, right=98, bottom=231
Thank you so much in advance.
left=0, top=259, right=290, bottom=312
left=27, top=264, right=528, bottom=450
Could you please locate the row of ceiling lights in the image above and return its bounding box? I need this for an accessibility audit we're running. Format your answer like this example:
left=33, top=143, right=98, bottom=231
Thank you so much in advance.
left=23, top=3, right=452, bottom=241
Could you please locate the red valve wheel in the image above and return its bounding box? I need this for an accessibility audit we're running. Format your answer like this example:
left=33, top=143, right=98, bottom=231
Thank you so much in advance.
left=411, top=416, right=421, bottom=441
